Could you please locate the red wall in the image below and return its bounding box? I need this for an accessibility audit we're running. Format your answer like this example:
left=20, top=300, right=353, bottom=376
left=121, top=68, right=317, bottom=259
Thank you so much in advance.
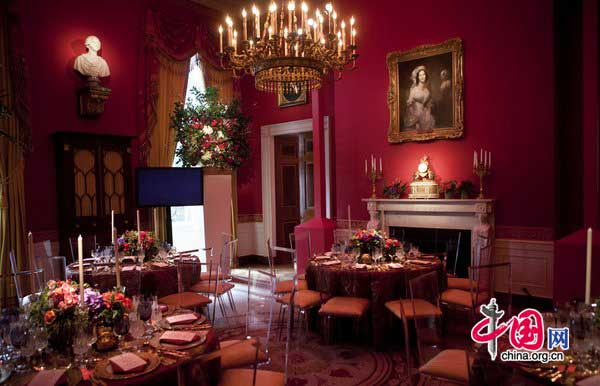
left=333, top=0, right=555, bottom=229
left=237, top=76, right=312, bottom=215
left=20, top=0, right=144, bottom=237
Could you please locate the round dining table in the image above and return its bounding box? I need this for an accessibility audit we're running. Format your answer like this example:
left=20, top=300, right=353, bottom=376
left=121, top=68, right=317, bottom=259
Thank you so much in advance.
left=305, top=257, right=446, bottom=349
left=66, top=263, right=197, bottom=298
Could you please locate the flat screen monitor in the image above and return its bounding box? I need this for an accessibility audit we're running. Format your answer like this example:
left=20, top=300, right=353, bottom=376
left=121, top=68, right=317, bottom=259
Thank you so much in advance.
left=136, top=167, right=203, bottom=207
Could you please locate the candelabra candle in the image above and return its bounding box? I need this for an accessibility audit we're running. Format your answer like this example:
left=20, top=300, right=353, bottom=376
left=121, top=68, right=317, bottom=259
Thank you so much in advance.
left=253, top=5, right=260, bottom=38
left=332, top=11, right=337, bottom=33
left=218, top=25, right=223, bottom=53
left=288, top=1, right=294, bottom=31
left=242, top=9, right=247, bottom=41
left=301, top=2, right=307, bottom=30
left=325, top=3, right=332, bottom=33
left=341, top=21, right=346, bottom=49
left=366, top=160, right=383, bottom=199
left=473, top=149, right=491, bottom=199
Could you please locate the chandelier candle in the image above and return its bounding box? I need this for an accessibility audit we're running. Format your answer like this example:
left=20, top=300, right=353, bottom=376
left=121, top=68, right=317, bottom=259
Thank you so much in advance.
left=218, top=1, right=357, bottom=93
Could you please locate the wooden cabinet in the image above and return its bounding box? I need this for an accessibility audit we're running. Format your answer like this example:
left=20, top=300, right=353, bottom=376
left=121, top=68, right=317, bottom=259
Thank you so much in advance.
left=54, top=133, right=133, bottom=259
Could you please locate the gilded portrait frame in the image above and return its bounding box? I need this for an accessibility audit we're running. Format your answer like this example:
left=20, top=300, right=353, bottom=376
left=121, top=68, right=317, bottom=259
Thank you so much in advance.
left=387, top=38, right=464, bottom=143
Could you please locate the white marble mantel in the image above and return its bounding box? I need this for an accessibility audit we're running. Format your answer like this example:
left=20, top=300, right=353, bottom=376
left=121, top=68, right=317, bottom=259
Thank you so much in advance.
left=363, top=198, right=495, bottom=261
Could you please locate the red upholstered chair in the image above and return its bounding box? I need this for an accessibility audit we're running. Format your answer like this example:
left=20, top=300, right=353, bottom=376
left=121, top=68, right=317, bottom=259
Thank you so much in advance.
left=265, top=239, right=308, bottom=294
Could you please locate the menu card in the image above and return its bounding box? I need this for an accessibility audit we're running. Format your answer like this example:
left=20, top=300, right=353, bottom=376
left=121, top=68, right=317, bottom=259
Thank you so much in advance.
left=166, top=313, right=198, bottom=325
left=322, top=260, right=341, bottom=266
left=159, top=331, right=200, bottom=345
left=108, top=353, right=147, bottom=374
left=152, top=262, right=169, bottom=268
left=28, top=369, right=66, bottom=386
left=388, top=263, right=403, bottom=269
left=121, top=266, right=141, bottom=272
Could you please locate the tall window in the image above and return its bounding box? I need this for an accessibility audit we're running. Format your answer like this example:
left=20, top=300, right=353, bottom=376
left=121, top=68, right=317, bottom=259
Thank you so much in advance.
left=170, top=56, right=206, bottom=252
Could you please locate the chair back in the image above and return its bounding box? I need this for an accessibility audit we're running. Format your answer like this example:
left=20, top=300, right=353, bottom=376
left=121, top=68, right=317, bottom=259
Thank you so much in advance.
left=468, top=262, right=512, bottom=317
left=9, top=251, right=43, bottom=307
left=266, top=239, right=297, bottom=279
left=175, top=255, right=201, bottom=294
left=472, top=235, right=491, bottom=267
left=410, top=271, right=441, bottom=368
left=46, top=256, right=67, bottom=281
left=246, top=267, right=276, bottom=384
left=68, top=234, right=97, bottom=263
left=470, top=244, right=492, bottom=284
left=284, top=280, right=297, bottom=384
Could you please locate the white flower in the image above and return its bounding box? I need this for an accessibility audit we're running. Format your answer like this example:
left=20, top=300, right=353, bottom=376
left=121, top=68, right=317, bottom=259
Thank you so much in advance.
left=202, top=125, right=213, bottom=135
left=217, top=131, right=225, bottom=139
left=201, top=152, right=212, bottom=161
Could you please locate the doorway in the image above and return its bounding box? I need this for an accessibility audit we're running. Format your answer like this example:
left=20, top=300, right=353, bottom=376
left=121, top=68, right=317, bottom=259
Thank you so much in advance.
left=274, top=132, right=314, bottom=257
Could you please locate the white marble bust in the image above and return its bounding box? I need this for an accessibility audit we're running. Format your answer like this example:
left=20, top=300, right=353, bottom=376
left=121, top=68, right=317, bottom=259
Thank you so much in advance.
left=74, top=36, right=110, bottom=78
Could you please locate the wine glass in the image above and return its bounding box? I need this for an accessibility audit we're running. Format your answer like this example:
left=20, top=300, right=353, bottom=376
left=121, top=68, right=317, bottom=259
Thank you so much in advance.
left=372, top=247, right=383, bottom=265
left=8, top=316, right=28, bottom=372
left=19, top=329, right=35, bottom=371
left=114, top=314, right=130, bottom=344
left=32, top=326, right=48, bottom=370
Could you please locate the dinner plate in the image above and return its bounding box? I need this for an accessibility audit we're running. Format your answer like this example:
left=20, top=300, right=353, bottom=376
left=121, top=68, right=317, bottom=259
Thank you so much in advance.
left=0, top=366, right=11, bottom=385
left=159, top=312, right=207, bottom=330
left=94, top=351, right=160, bottom=380
left=150, top=330, right=208, bottom=351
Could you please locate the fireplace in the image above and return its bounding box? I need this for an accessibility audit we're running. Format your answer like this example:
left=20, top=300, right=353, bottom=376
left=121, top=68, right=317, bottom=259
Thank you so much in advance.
left=363, top=198, right=495, bottom=270
left=390, top=227, right=471, bottom=276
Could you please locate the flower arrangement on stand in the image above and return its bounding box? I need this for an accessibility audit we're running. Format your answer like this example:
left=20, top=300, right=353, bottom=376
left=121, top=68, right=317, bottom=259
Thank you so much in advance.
left=172, top=87, right=250, bottom=169
left=383, top=179, right=408, bottom=199
left=351, top=229, right=383, bottom=263
left=383, top=238, right=402, bottom=261
left=117, top=230, right=160, bottom=261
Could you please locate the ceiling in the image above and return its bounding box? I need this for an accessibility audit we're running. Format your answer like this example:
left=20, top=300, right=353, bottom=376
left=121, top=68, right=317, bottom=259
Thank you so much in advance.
left=190, top=0, right=247, bottom=14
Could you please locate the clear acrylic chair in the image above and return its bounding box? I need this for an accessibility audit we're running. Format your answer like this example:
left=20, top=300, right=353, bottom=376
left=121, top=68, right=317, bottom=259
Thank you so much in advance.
left=447, top=234, right=490, bottom=290
left=158, top=255, right=211, bottom=313
left=265, top=239, right=308, bottom=295
left=9, top=251, right=44, bottom=308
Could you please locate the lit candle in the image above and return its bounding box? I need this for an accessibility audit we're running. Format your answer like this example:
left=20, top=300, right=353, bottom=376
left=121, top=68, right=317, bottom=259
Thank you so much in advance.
left=233, top=30, right=238, bottom=53
left=28, top=231, right=35, bottom=294
left=301, top=2, right=307, bottom=30
left=350, top=16, right=355, bottom=45
left=225, top=15, right=233, bottom=46
left=473, top=151, right=477, bottom=168
left=288, top=1, right=294, bottom=32
left=364, top=159, right=367, bottom=175
left=270, top=2, right=277, bottom=35
left=341, top=21, right=346, bottom=49
left=325, top=3, right=332, bottom=33
left=242, top=9, right=247, bottom=41
left=114, top=227, right=121, bottom=289
left=586, top=227, right=593, bottom=304
left=332, top=11, right=337, bottom=34
left=307, top=18, right=314, bottom=40
left=268, top=26, right=273, bottom=39
left=252, top=5, right=260, bottom=39
left=489, top=152, right=492, bottom=169
left=480, top=148, right=483, bottom=165
left=284, top=27, right=288, bottom=55
left=348, top=204, right=351, bottom=231
left=136, top=209, right=141, bottom=244
left=380, top=157, right=383, bottom=173
left=111, top=209, right=115, bottom=244
left=337, top=35, right=342, bottom=56
left=352, top=29, right=357, bottom=51
left=78, top=235, right=84, bottom=305
left=318, top=12, right=324, bottom=40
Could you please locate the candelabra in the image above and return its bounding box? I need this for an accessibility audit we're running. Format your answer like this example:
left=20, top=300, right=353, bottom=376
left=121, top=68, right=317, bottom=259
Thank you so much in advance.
left=365, top=156, right=383, bottom=198
left=473, top=149, right=491, bottom=199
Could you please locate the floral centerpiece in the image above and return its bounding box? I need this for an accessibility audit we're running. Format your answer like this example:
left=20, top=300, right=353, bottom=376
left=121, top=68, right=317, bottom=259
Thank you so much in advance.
left=383, top=238, right=402, bottom=261
left=457, top=180, right=474, bottom=199
left=98, top=290, right=132, bottom=323
left=28, top=280, right=88, bottom=350
left=351, top=229, right=383, bottom=262
left=172, top=87, right=250, bottom=169
left=383, top=179, right=408, bottom=199
left=442, top=180, right=458, bottom=199
left=117, top=230, right=160, bottom=261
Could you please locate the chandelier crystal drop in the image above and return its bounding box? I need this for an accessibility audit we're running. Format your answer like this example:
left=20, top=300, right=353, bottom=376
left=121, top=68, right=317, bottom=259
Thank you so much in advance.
left=218, top=1, right=358, bottom=93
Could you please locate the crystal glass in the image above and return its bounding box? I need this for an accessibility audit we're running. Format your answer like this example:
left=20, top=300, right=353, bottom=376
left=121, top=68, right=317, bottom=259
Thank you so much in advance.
left=372, top=247, right=383, bottom=265
left=19, top=329, right=35, bottom=371
left=114, top=314, right=130, bottom=343
left=72, top=330, right=90, bottom=367
left=32, top=326, right=48, bottom=370
left=150, top=297, right=162, bottom=326
left=8, top=316, right=28, bottom=372
left=128, top=314, right=145, bottom=350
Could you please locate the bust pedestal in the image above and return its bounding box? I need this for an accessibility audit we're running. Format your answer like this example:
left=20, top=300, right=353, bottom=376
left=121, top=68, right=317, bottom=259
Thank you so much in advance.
left=78, top=85, right=111, bottom=117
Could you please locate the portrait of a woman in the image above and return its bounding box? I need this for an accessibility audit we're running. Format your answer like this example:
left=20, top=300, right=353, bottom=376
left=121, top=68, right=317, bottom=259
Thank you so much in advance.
left=404, top=65, right=435, bottom=131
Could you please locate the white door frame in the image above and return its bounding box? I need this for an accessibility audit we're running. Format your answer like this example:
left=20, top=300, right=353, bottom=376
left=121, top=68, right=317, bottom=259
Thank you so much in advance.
left=261, top=118, right=313, bottom=246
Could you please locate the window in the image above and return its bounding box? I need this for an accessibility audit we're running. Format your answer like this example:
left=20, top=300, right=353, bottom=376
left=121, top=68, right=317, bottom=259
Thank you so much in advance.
left=170, top=56, right=206, bottom=252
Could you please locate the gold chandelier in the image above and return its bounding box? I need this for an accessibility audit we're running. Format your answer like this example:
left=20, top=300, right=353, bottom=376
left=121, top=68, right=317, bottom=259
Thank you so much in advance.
left=218, top=2, right=358, bottom=93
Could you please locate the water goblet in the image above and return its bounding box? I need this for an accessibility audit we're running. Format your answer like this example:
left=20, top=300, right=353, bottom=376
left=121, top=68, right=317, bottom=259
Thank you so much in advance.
left=128, top=315, right=145, bottom=351
left=72, top=330, right=90, bottom=368
left=32, top=326, right=48, bottom=370
left=114, top=314, right=130, bottom=344
left=19, top=330, right=35, bottom=372
left=8, top=317, right=28, bottom=372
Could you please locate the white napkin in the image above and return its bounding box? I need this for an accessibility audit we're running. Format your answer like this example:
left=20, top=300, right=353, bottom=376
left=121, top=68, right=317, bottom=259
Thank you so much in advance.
left=314, top=256, right=330, bottom=260
left=354, top=263, right=368, bottom=269
left=322, top=260, right=341, bottom=266
left=324, top=252, right=334, bottom=257
left=388, top=263, right=403, bottom=269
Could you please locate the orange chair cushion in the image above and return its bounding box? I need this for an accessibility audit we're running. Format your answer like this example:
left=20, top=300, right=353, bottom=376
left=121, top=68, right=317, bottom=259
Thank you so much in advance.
left=190, top=281, right=235, bottom=294
left=274, top=279, right=308, bottom=294
left=158, top=292, right=211, bottom=309
left=441, top=289, right=489, bottom=308
left=419, top=349, right=472, bottom=383
left=202, top=338, right=268, bottom=369
left=276, top=290, right=324, bottom=309
left=384, top=299, right=442, bottom=319
left=447, top=277, right=476, bottom=291
left=318, top=296, right=370, bottom=318
left=219, top=369, right=285, bottom=386
left=200, top=271, right=231, bottom=281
